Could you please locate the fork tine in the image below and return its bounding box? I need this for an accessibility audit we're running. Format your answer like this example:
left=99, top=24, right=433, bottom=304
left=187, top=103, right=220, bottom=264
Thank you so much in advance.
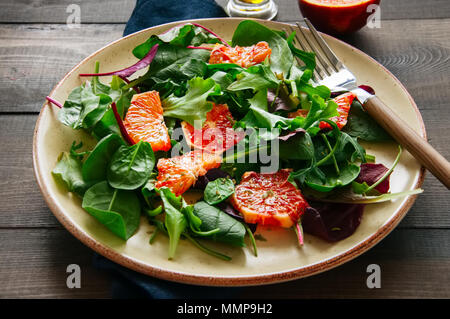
left=285, top=27, right=324, bottom=81
left=303, top=18, right=343, bottom=71
left=295, top=22, right=335, bottom=77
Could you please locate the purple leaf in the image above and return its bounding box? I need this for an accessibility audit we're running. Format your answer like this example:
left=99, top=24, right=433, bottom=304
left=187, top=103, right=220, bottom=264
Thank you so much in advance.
left=356, top=163, right=391, bottom=194
left=302, top=202, right=364, bottom=242
left=193, top=168, right=230, bottom=189
left=268, top=89, right=290, bottom=112
left=79, top=44, right=159, bottom=79
left=278, top=128, right=306, bottom=141
left=111, top=102, right=135, bottom=145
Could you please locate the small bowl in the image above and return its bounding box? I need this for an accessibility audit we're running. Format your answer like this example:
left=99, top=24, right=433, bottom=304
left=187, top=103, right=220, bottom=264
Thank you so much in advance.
left=298, top=0, right=381, bottom=35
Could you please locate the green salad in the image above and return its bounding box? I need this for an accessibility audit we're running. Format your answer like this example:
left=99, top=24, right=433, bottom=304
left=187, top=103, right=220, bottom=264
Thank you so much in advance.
left=48, top=20, right=422, bottom=260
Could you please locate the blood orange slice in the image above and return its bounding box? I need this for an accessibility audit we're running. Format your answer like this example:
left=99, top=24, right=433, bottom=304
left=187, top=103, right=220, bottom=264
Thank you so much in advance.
left=156, top=151, right=222, bottom=196
left=123, top=91, right=171, bottom=152
left=181, top=103, right=243, bottom=153
left=319, top=92, right=356, bottom=130
left=209, top=41, right=272, bottom=68
left=288, top=92, right=356, bottom=130
left=231, top=169, right=309, bottom=228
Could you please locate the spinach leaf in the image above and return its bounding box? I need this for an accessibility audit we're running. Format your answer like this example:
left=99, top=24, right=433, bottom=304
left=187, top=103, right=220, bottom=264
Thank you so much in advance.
left=82, top=134, right=124, bottom=184
left=204, top=178, right=235, bottom=205
left=232, top=20, right=293, bottom=77
left=52, top=150, right=90, bottom=196
left=279, top=129, right=315, bottom=160
left=162, top=77, right=220, bottom=127
left=343, top=100, right=392, bottom=142
left=193, top=201, right=246, bottom=247
left=82, top=181, right=141, bottom=240
left=305, top=162, right=361, bottom=192
left=107, top=141, right=155, bottom=190
left=159, top=187, right=188, bottom=259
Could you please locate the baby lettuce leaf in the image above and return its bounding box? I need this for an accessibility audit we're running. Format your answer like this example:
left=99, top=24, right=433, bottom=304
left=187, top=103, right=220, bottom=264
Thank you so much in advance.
left=232, top=20, right=293, bottom=77
left=193, top=201, right=246, bottom=247
left=159, top=188, right=188, bottom=259
left=58, top=82, right=112, bottom=130
left=82, top=134, right=125, bottom=184
left=227, top=65, right=279, bottom=92
left=82, top=181, right=141, bottom=240
left=52, top=150, right=90, bottom=196
left=343, top=100, right=392, bottom=142
left=162, top=77, right=220, bottom=127
left=204, top=178, right=235, bottom=205
left=107, top=141, right=155, bottom=190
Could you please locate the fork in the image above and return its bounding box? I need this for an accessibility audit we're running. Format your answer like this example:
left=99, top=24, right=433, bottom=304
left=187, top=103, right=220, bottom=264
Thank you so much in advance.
left=287, top=18, right=450, bottom=189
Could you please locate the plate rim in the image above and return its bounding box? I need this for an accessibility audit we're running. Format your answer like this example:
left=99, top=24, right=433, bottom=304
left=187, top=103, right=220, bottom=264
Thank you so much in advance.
left=33, top=17, right=426, bottom=286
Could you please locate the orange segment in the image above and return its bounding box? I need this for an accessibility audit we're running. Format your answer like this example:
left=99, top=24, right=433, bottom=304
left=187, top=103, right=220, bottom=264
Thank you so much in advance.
left=156, top=151, right=222, bottom=196
left=319, top=92, right=356, bottom=130
left=123, top=91, right=171, bottom=152
left=231, top=169, right=309, bottom=228
left=288, top=108, right=309, bottom=119
left=209, top=41, right=272, bottom=68
left=181, top=103, right=243, bottom=153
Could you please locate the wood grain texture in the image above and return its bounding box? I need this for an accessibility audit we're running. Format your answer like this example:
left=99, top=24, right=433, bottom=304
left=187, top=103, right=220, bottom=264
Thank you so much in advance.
left=0, top=229, right=111, bottom=298
left=1, top=228, right=448, bottom=298
left=1, top=0, right=450, bottom=23
left=0, top=114, right=448, bottom=229
left=1, top=19, right=449, bottom=114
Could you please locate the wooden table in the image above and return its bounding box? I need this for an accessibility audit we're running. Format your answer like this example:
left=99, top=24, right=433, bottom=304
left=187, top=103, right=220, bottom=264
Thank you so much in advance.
left=0, top=0, right=449, bottom=298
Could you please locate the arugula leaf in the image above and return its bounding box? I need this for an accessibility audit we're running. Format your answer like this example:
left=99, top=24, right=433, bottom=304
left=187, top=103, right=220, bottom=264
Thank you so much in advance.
left=107, top=141, right=155, bottom=190
left=204, top=178, right=235, bottom=205
left=232, top=20, right=293, bottom=77
left=82, top=134, right=125, bottom=184
left=82, top=181, right=141, bottom=240
left=193, top=201, right=246, bottom=247
left=286, top=31, right=316, bottom=71
left=279, top=129, right=315, bottom=160
left=162, top=77, right=220, bottom=127
left=159, top=188, right=188, bottom=259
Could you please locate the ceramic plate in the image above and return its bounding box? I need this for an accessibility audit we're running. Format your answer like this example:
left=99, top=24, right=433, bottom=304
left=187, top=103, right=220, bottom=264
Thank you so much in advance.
left=33, top=18, right=425, bottom=286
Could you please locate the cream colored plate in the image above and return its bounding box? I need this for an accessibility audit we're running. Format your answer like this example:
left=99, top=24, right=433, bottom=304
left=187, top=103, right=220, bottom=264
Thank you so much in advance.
left=33, top=18, right=425, bottom=286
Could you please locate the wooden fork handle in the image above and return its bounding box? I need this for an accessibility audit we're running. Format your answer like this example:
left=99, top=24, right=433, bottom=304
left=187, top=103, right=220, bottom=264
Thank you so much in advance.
left=363, top=96, right=450, bottom=189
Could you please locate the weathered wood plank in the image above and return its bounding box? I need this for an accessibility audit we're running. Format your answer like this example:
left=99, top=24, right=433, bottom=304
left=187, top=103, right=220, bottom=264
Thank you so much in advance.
left=0, top=228, right=111, bottom=298
left=1, top=0, right=449, bottom=23
left=1, top=228, right=448, bottom=298
left=0, top=114, right=448, bottom=229
left=241, top=229, right=450, bottom=298
left=1, top=19, right=449, bottom=113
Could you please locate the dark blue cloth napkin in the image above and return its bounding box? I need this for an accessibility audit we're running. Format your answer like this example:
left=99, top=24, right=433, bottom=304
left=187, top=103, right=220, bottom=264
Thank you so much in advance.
left=123, top=0, right=228, bottom=36
left=93, top=0, right=241, bottom=299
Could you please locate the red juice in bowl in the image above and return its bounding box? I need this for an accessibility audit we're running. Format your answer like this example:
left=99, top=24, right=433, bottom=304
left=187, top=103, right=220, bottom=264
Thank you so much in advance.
left=298, top=0, right=381, bottom=35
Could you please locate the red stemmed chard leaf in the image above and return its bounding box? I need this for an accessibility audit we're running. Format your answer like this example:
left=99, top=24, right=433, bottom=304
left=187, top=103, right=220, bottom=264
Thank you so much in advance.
left=111, top=102, right=135, bottom=145
left=79, top=44, right=159, bottom=79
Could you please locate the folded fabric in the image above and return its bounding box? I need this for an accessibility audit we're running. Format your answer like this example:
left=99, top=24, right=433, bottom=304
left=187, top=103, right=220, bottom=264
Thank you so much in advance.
left=93, top=0, right=242, bottom=299
left=124, top=0, right=227, bottom=36
left=93, top=254, right=242, bottom=299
